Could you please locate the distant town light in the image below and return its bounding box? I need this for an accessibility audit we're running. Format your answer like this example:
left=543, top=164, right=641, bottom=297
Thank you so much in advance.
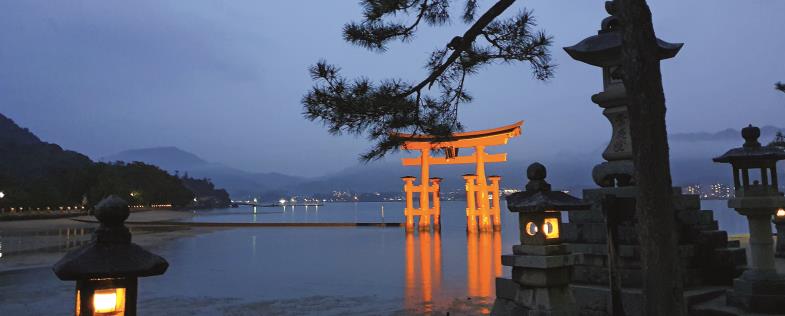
left=0, top=191, right=5, bottom=199
left=279, top=199, right=286, bottom=205
left=777, top=208, right=785, bottom=217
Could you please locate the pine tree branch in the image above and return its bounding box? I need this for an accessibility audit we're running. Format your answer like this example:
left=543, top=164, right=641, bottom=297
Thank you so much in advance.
left=403, top=0, right=516, bottom=96
left=304, top=0, right=553, bottom=160
left=344, top=0, right=450, bottom=50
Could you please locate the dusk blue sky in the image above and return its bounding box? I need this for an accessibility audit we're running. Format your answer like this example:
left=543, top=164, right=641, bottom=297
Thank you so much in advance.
left=1, top=1, right=784, bottom=177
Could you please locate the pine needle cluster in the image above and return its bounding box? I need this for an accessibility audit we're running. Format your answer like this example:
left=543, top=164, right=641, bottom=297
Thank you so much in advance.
left=303, top=0, right=553, bottom=160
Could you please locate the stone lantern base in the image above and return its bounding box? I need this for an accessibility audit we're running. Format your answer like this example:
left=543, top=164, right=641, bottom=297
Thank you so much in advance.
left=726, top=271, right=785, bottom=313
left=491, top=247, right=582, bottom=316
left=723, top=197, right=785, bottom=314
left=493, top=279, right=577, bottom=316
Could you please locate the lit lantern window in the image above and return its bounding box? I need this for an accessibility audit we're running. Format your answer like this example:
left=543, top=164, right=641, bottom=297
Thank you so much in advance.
left=777, top=208, right=785, bottom=217
left=526, top=222, right=539, bottom=236
left=78, top=286, right=127, bottom=315
left=542, top=217, right=560, bottom=239
left=93, top=288, right=125, bottom=314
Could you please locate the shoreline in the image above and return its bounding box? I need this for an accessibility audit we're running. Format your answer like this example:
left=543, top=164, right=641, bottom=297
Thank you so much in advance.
left=0, top=207, right=188, bottom=222
left=0, top=210, right=218, bottom=273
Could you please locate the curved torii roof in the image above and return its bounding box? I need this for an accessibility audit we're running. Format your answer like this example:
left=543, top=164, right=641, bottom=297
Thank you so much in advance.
left=392, top=121, right=523, bottom=150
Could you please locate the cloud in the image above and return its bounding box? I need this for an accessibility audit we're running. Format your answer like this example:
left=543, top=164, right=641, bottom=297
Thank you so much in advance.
left=1, top=1, right=784, bottom=177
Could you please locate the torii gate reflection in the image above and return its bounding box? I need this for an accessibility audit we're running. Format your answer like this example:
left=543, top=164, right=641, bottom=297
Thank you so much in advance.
left=395, top=121, right=522, bottom=232
left=404, top=231, right=503, bottom=313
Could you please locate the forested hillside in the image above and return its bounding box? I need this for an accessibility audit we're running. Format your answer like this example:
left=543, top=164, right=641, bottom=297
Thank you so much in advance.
left=0, top=114, right=228, bottom=209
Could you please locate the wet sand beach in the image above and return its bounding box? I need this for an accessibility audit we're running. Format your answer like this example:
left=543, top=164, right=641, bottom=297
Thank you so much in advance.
left=0, top=210, right=216, bottom=272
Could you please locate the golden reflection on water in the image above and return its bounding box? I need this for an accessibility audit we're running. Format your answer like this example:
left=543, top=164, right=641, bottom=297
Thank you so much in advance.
left=405, top=231, right=442, bottom=313
left=467, top=231, right=503, bottom=308
left=404, top=231, right=502, bottom=314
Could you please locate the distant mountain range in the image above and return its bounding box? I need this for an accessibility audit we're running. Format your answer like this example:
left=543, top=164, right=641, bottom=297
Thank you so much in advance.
left=101, top=146, right=599, bottom=198
left=670, top=125, right=784, bottom=142
left=102, top=122, right=784, bottom=200
left=101, top=147, right=304, bottom=198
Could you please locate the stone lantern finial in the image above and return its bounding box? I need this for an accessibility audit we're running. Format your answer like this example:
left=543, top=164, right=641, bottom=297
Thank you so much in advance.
left=742, top=124, right=761, bottom=148
left=94, top=195, right=130, bottom=228
left=93, top=195, right=132, bottom=244
left=525, top=162, right=551, bottom=192
left=601, top=1, right=619, bottom=32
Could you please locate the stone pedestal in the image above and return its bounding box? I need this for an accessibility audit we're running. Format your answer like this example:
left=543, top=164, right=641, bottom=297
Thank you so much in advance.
left=725, top=197, right=785, bottom=314
left=492, top=244, right=581, bottom=316
left=726, top=276, right=785, bottom=313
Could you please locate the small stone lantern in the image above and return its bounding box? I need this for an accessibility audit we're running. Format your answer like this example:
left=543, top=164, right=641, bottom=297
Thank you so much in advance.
left=713, top=125, right=785, bottom=313
left=775, top=208, right=785, bottom=258
left=53, top=195, right=168, bottom=316
left=491, top=163, right=590, bottom=316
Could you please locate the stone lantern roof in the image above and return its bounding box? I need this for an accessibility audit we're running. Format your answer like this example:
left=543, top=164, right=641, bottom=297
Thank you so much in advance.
left=713, top=125, right=785, bottom=164
left=506, top=163, right=590, bottom=213
left=563, top=1, right=683, bottom=67
left=53, top=195, right=169, bottom=281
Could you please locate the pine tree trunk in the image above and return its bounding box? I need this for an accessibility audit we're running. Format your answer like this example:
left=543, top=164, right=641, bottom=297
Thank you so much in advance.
left=615, top=0, right=686, bottom=315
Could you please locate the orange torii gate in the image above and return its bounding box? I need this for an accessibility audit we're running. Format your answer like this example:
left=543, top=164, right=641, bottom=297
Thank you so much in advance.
left=394, top=121, right=523, bottom=232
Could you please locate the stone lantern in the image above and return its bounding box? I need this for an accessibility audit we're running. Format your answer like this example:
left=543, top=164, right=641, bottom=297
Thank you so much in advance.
left=491, top=163, right=590, bottom=316
left=564, top=1, right=682, bottom=188
left=713, top=124, right=785, bottom=313
left=53, top=195, right=168, bottom=316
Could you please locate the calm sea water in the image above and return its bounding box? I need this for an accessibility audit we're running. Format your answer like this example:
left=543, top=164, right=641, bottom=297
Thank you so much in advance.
left=0, top=199, right=765, bottom=315
left=150, top=201, right=520, bottom=314
left=142, top=200, right=755, bottom=312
